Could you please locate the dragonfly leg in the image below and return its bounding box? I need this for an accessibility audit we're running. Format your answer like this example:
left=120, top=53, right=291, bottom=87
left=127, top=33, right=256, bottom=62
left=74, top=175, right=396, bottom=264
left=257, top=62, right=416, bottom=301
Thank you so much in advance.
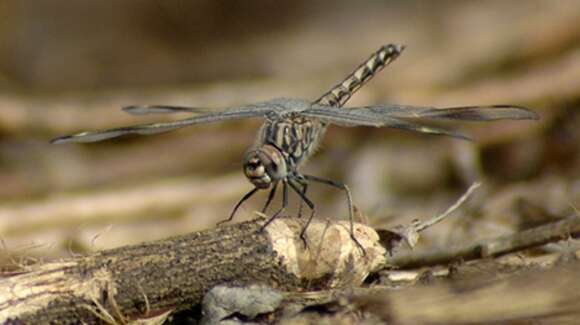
left=260, top=180, right=288, bottom=231
left=261, top=181, right=279, bottom=214
left=288, top=180, right=315, bottom=249
left=218, top=187, right=259, bottom=226
left=297, top=182, right=308, bottom=218
left=303, top=174, right=365, bottom=255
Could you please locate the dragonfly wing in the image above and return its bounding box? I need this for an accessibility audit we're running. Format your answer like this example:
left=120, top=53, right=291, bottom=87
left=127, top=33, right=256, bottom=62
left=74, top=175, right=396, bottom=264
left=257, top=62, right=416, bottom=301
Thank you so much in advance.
left=361, top=104, right=539, bottom=121
left=122, top=105, right=210, bottom=115
left=300, top=108, right=384, bottom=127
left=303, top=107, right=471, bottom=140
left=378, top=116, right=472, bottom=140
left=415, top=105, right=538, bottom=121
left=51, top=106, right=271, bottom=144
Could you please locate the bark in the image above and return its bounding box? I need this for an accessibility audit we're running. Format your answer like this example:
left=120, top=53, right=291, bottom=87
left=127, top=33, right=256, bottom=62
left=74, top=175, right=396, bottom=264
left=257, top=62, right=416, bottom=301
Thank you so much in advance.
left=0, top=217, right=385, bottom=324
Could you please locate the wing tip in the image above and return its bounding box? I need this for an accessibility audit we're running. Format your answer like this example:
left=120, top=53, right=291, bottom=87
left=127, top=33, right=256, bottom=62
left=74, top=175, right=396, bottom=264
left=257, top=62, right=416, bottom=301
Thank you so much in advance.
left=50, top=135, right=73, bottom=144
left=454, top=133, right=473, bottom=142
left=491, top=105, right=540, bottom=120
left=436, top=130, right=472, bottom=142
left=122, top=105, right=147, bottom=115
left=518, top=107, right=540, bottom=120
left=123, top=105, right=210, bottom=115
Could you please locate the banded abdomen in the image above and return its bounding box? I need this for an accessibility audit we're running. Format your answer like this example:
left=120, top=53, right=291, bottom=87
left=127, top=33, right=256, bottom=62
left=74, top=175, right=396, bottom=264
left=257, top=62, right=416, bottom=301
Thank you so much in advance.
left=314, top=44, right=404, bottom=108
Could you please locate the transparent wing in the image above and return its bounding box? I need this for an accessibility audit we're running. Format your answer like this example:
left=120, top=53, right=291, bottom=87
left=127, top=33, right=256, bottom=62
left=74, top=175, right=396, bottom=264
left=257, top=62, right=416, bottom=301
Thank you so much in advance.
left=51, top=103, right=274, bottom=144
left=301, top=107, right=471, bottom=140
left=123, top=105, right=210, bottom=115
left=304, top=103, right=537, bottom=140
left=359, top=104, right=539, bottom=121
left=299, top=108, right=385, bottom=127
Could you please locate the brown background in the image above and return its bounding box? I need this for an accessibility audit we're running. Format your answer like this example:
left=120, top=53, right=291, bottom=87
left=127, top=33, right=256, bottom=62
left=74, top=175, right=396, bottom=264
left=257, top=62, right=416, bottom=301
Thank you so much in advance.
left=0, top=0, right=578, bottom=266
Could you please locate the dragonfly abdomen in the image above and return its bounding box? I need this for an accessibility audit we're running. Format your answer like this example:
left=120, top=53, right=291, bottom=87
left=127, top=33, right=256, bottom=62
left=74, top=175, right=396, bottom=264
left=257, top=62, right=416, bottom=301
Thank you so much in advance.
left=314, top=44, right=405, bottom=107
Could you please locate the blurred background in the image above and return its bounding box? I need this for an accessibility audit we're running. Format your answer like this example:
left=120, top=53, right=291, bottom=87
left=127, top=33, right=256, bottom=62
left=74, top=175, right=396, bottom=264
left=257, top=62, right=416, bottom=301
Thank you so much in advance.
left=0, top=0, right=578, bottom=267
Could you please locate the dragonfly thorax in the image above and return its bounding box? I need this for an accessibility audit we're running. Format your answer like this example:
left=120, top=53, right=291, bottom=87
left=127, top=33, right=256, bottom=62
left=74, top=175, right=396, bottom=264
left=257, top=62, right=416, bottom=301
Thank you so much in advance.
left=243, top=144, right=288, bottom=189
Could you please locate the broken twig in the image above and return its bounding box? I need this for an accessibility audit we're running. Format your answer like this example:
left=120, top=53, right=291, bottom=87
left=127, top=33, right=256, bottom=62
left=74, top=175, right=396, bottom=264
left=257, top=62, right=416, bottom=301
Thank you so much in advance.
left=390, top=214, right=580, bottom=268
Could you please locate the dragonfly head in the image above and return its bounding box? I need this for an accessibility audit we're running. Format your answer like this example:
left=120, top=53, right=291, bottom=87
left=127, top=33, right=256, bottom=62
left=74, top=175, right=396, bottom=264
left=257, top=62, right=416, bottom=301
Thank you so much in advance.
left=243, top=145, right=287, bottom=189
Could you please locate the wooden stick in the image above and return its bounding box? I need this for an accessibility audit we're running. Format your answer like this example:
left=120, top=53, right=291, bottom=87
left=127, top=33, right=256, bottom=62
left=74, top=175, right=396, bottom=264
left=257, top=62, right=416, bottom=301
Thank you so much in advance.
left=0, top=217, right=385, bottom=324
left=390, top=214, right=580, bottom=268
left=415, top=182, right=481, bottom=232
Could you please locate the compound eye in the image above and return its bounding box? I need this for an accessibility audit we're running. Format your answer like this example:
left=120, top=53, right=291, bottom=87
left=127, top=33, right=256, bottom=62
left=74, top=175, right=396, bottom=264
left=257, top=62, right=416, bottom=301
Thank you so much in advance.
left=248, top=160, right=263, bottom=171
left=244, top=158, right=266, bottom=178
left=269, top=160, right=279, bottom=173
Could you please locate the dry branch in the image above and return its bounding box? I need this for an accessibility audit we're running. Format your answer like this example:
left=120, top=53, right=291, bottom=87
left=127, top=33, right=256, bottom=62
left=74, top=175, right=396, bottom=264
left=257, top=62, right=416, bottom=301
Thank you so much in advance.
left=377, top=182, right=481, bottom=253
left=390, top=214, right=580, bottom=268
left=0, top=217, right=385, bottom=324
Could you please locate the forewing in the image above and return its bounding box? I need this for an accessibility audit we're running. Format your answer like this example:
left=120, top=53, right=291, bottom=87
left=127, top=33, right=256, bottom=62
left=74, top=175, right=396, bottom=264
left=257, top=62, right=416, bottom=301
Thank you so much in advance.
left=360, top=104, right=539, bottom=121
left=302, top=107, right=471, bottom=140
left=123, top=105, right=210, bottom=115
left=51, top=105, right=271, bottom=144
left=300, top=107, right=384, bottom=127
left=304, top=103, right=537, bottom=140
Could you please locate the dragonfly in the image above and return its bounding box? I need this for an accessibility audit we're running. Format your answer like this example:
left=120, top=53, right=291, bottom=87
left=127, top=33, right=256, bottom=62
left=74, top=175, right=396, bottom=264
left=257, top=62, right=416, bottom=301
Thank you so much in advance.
left=51, top=44, right=538, bottom=250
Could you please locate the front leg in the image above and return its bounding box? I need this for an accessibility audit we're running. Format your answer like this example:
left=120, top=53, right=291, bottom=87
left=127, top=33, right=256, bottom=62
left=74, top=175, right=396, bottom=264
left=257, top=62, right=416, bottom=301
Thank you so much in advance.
left=261, top=181, right=279, bottom=214
left=287, top=179, right=315, bottom=248
left=218, top=187, right=259, bottom=226
left=260, top=180, right=288, bottom=231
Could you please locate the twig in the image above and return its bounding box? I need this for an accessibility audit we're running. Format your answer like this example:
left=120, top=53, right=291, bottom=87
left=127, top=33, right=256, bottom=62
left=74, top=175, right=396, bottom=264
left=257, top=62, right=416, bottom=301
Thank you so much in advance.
left=415, top=182, right=481, bottom=232
left=377, top=182, right=481, bottom=252
left=390, top=214, right=580, bottom=268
